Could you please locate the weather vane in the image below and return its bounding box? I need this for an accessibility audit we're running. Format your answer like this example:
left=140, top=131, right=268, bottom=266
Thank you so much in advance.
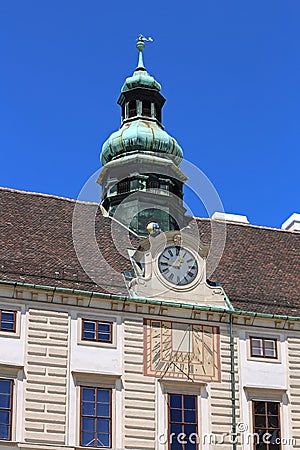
left=136, top=34, right=154, bottom=69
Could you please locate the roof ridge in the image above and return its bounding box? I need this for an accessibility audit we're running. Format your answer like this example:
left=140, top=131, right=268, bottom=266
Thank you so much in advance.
left=0, top=186, right=99, bottom=206
left=195, top=216, right=299, bottom=235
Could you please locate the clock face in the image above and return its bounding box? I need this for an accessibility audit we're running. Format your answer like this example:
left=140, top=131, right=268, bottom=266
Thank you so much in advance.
left=158, top=246, right=198, bottom=286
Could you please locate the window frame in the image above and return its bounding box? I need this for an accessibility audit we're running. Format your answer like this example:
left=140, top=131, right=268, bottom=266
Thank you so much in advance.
left=0, top=378, right=14, bottom=441
left=81, top=319, right=113, bottom=344
left=0, top=310, right=16, bottom=333
left=79, top=385, right=112, bottom=448
left=168, top=393, right=199, bottom=450
left=250, top=337, right=278, bottom=359
left=252, top=400, right=281, bottom=449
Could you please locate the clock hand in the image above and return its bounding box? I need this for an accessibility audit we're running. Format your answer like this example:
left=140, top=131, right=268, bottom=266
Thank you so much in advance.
left=165, top=261, right=181, bottom=268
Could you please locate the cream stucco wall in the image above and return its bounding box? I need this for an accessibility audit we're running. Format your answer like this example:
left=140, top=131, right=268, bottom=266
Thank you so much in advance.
left=0, top=285, right=299, bottom=449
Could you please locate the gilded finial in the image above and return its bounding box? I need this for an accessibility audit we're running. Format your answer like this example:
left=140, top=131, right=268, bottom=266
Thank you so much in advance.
left=136, top=34, right=153, bottom=70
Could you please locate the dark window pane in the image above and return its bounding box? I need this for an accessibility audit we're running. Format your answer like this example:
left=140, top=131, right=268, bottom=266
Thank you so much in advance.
left=256, top=429, right=267, bottom=443
left=97, top=403, right=110, bottom=417
left=256, top=442, right=267, bottom=450
left=82, top=417, right=94, bottom=432
left=0, top=425, right=9, bottom=440
left=254, top=401, right=266, bottom=415
left=0, top=380, right=11, bottom=395
left=170, top=395, right=182, bottom=409
left=97, top=433, right=110, bottom=447
left=128, top=101, right=136, bottom=118
left=82, top=402, right=95, bottom=416
left=0, top=394, right=10, bottom=409
left=142, top=100, right=151, bottom=117
left=84, top=321, right=96, bottom=331
left=1, top=321, right=14, bottom=331
left=270, top=429, right=280, bottom=443
left=185, top=440, right=197, bottom=450
left=82, top=388, right=95, bottom=402
left=98, top=323, right=110, bottom=332
left=97, top=419, right=110, bottom=433
left=184, top=410, right=196, bottom=423
left=170, top=423, right=182, bottom=437
left=98, top=333, right=111, bottom=342
left=170, top=438, right=182, bottom=450
left=184, top=395, right=196, bottom=410
left=255, top=415, right=266, bottom=428
left=184, top=424, right=197, bottom=438
left=268, top=416, right=279, bottom=428
left=97, top=389, right=110, bottom=403
left=83, top=321, right=96, bottom=340
left=265, top=340, right=276, bottom=358
left=170, top=408, right=182, bottom=422
left=1, top=312, right=14, bottom=322
left=251, top=338, right=263, bottom=356
left=267, top=402, right=278, bottom=415
left=155, top=104, right=162, bottom=122
left=84, top=331, right=96, bottom=340
left=81, top=431, right=95, bottom=446
left=0, top=410, right=10, bottom=425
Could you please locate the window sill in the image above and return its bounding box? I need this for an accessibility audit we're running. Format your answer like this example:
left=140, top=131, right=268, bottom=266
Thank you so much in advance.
left=75, top=447, right=111, bottom=450
left=0, top=441, right=18, bottom=448
left=247, top=356, right=281, bottom=364
left=77, top=340, right=116, bottom=349
left=0, top=331, right=19, bottom=339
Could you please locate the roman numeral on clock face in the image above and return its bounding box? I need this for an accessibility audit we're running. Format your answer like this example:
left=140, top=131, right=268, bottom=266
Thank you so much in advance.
left=158, top=246, right=198, bottom=286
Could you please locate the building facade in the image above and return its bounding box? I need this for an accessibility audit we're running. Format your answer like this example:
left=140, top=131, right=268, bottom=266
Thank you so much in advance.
left=0, top=37, right=300, bottom=450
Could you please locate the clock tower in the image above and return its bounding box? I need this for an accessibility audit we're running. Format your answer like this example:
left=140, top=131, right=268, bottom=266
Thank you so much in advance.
left=98, top=35, right=188, bottom=236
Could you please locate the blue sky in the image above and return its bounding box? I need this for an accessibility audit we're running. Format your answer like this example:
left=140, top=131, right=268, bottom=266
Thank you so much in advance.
left=0, top=1, right=299, bottom=228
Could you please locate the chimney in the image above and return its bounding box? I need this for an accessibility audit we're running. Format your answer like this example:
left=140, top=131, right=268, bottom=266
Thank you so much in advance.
left=281, top=213, right=300, bottom=231
left=212, top=212, right=249, bottom=224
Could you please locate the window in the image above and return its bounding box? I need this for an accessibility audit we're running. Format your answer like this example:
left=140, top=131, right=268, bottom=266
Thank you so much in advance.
left=147, top=178, right=160, bottom=190
left=128, top=100, right=137, bottom=118
left=142, top=100, right=151, bottom=117
left=117, top=179, right=130, bottom=195
left=80, top=386, right=112, bottom=448
left=253, top=401, right=281, bottom=449
left=155, top=104, right=162, bottom=122
left=250, top=337, right=277, bottom=359
left=82, top=320, right=112, bottom=343
left=168, top=393, right=198, bottom=449
left=0, top=311, right=16, bottom=333
left=0, top=379, right=13, bottom=441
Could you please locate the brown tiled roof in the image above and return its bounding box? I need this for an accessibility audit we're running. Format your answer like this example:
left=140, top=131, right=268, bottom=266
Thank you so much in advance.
left=0, top=187, right=299, bottom=316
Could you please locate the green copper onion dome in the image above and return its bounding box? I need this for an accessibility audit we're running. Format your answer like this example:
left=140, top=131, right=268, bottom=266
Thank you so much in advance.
left=101, top=119, right=183, bottom=165
left=121, top=68, right=161, bottom=93
left=100, top=35, right=183, bottom=167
